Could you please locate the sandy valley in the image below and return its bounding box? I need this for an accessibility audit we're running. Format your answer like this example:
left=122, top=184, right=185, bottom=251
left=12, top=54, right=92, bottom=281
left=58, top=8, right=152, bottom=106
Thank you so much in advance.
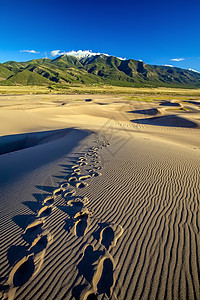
left=0, top=93, right=200, bottom=299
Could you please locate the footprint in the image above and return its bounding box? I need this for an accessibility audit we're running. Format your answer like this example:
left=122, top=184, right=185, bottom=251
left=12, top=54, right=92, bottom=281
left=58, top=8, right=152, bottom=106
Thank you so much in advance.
left=9, top=255, right=35, bottom=288
left=72, top=169, right=81, bottom=176
left=73, top=168, right=81, bottom=173
left=74, top=218, right=88, bottom=237
left=85, top=152, right=92, bottom=157
left=94, top=160, right=101, bottom=164
left=83, top=292, right=98, bottom=300
left=53, top=188, right=63, bottom=197
left=29, top=232, right=52, bottom=255
left=99, top=225, right=123, bottom=251
left=68, top=176, right=78, bottom=183
left=73, top=172, right=81, bottom=176
left=64, top=190, right=76, bottom=199
left=37, top=206, right=52, bottom=218
left=60, top=183, right=69, bottom=191
left=92, top=172, right=102, bottom=177
left=24, top=219, right=44, bottom=234
left=9, top=234, right=52, bottom=296
left=31, top=232, right=53, bottom=275
left=93, top=257, right=114, bottom=298
left=93, top=166, right=102, bottom=170
left=79, top=162, right=88, bottom=166
left=6, top=254, right=35, bottom=300
left=67, top=200, right=84, bottom=210
left=43, top=196, right=54, bottom=206
left=79, top=175, right=91, bottom=181
left=99, top=227, right=115, bottom=251
left=23, top=220, right=44, bottom=245
left=74, top=196, right=89, bottom=205
left=89, top=170, right=102, bottom=177
left=74, top=211, right=90, bottom=237
left=72, top=165, right=79, bottom=169
left=76, top=182, right=88, bottom=189
left=79, top=157, right=87, bottom=161
left=78, top=245, right=103, bottom=283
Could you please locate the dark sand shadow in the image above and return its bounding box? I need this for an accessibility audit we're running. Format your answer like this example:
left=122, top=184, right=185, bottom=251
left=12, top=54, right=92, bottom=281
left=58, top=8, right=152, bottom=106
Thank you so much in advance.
left=159, top=101, right=180, bottom=107
left=71, top=284, right=88, bottom=300
left=3, top=128, right=93, bottom=294
left=58, top=205, right=79, bottom=218
left=131, top=115, right=197, bottom=128
left=184, top=100, right=200, bottom=106
left=36, top=185, right=56, bottom=194
left=78, top=245, right=104, bottom=283
left=0, top=128, right=73, bottom=156
left=127, top=108, right=159, bottom=115
left=7, top=245, right=28, bottom=266
left=13, top=215, right=36, bottom=231
left=23, top=201, right=42, bottom=214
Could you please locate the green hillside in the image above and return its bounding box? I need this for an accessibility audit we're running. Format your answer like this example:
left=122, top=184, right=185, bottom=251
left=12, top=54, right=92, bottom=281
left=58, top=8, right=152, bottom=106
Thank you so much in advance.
left=1, top=54, right=200, bottom=87
left=0, top=64, right=14, bottom=80
left=6, top=69, right=51, bottom=85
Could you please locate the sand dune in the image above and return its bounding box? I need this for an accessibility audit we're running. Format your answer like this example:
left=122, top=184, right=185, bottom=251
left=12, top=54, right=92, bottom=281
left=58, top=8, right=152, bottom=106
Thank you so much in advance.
left=0, top=128, right=73, bottom=155
left=159, top=100, right=181, bottom=107
left=184, top=100, right=200, bottom=106
left=0, top=95, right=200, bottom=299
left=132, top=114, right=198, bottom=128
left=128, top=107, right=159, bottom=116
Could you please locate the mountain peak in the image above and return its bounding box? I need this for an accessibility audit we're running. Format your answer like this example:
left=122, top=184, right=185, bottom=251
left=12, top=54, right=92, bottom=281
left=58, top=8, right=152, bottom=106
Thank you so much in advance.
left=63, top=50, right=103, bottom=59
left=50, top=50, right=126, bottom=61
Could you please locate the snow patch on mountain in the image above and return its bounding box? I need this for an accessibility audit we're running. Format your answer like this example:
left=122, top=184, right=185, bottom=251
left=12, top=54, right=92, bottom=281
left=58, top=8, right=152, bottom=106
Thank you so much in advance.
left=188, top=68, right=200, bottom=73
left=50, top=49, right=126, bottom=60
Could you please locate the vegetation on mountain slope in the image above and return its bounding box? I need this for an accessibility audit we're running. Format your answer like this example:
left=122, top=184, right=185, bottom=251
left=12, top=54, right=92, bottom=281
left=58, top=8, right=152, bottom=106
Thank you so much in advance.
left=1, top=54, right=200, bottom=88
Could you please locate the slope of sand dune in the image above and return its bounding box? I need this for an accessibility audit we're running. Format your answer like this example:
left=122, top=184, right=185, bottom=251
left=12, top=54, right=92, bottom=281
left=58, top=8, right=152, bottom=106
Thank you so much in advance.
left=131, top=114, right=198, bottom=128
left=159, top=100, right=181, bottom=107
left=128, top=107, right=159, bottom=115
left=0, top=95, right=200, bottom=300
left=184, top=100, right=200, bottom=106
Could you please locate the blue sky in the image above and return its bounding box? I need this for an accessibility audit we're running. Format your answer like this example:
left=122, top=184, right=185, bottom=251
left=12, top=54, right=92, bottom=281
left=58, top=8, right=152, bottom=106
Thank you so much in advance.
left=1, top=0, right=200, bottom=71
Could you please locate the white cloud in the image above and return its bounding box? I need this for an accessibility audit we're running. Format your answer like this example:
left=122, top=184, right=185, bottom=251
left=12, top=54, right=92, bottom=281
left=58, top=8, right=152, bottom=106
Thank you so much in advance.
left=170, top=58, right=185, bottom=62
left=164, top=64, right=174, bottom=67
left=20, top=50, right=39, bottom=54
left=65, top=50, right=103, bottom=58
left=50, top=49, right=126, bottom=60
left=188, top=68, right=200, bottom=73
left=50, top=50, right=63, bottom=57
left=50, top=49, right=101, bottom=58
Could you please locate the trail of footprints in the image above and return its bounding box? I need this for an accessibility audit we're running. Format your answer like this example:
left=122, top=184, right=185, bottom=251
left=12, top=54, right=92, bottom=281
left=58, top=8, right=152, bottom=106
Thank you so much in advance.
left=6, top=194, right=54, bottom=298
left=4, top=137, right=123, bottom=299
left=79, top=223, right=124, bottom=300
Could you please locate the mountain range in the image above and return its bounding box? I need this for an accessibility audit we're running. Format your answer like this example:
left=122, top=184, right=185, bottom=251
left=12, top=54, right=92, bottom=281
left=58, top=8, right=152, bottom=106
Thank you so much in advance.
left=1, top=54, right=200, bottom=88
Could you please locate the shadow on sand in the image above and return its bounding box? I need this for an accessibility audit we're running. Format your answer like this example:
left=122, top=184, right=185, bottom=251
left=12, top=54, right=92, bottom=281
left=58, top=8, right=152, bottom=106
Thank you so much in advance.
left=131, top=115, right=197, bottom=128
